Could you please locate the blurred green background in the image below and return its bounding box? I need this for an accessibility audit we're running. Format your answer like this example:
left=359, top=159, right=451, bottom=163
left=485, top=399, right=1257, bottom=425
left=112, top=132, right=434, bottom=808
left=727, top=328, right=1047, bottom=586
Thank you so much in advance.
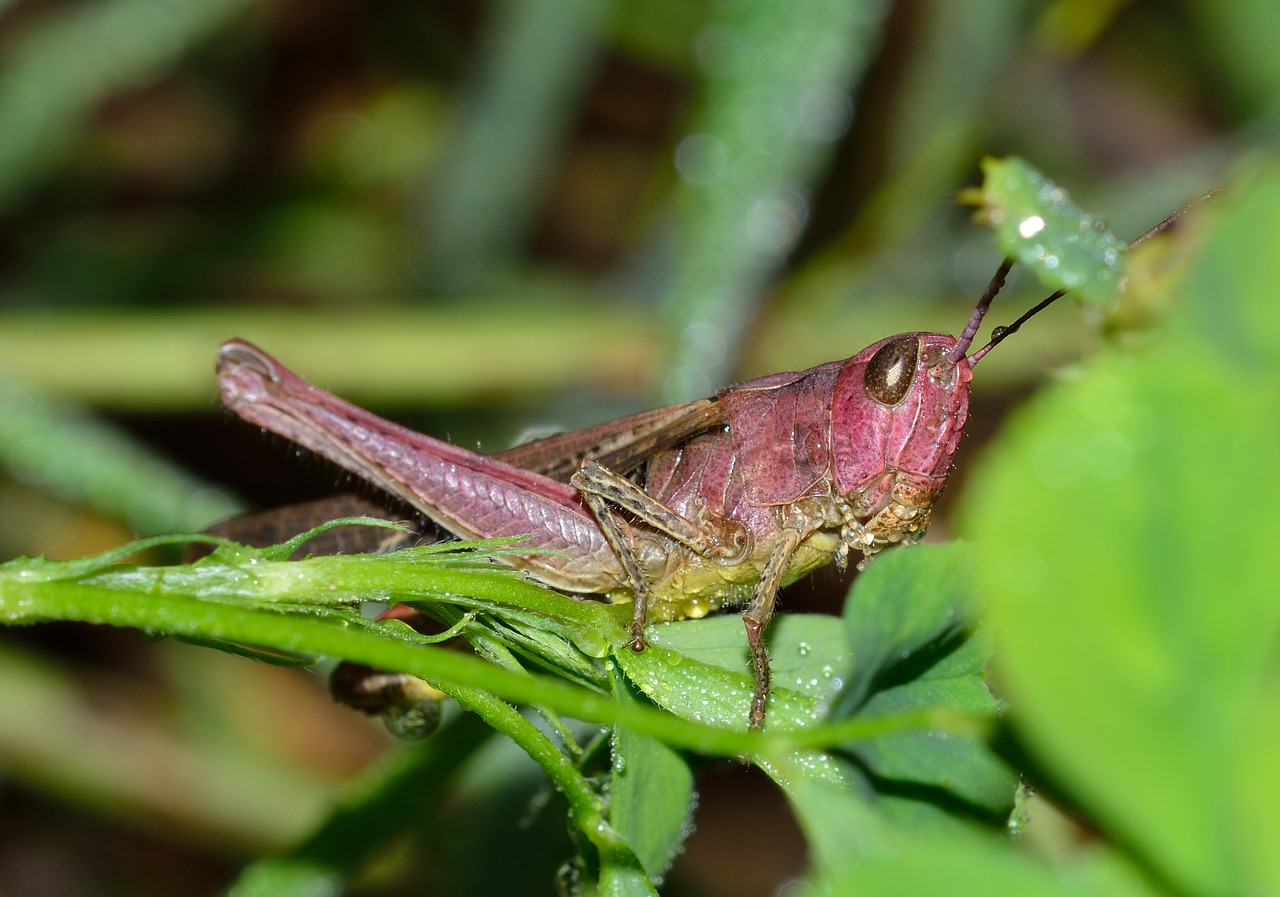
left=0, top=1, right=1272, bottom=895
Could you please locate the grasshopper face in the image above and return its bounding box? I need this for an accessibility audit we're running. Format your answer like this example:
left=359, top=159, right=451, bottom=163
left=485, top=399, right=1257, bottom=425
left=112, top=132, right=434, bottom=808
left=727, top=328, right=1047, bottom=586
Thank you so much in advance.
left=829, top=332, right=973, bottom=557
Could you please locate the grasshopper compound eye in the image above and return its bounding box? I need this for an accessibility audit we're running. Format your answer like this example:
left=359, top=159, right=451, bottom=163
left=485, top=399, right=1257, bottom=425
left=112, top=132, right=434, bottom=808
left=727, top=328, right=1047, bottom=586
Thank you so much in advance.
left=863, top=336, right=919, bottom=406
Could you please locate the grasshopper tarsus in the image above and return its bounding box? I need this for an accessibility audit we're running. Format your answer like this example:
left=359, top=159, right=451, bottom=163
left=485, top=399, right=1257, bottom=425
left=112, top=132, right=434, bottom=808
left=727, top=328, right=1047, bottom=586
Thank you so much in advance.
left=748, top=693, right=768, bottom=733
left=744, top=616, right=771, bottom=731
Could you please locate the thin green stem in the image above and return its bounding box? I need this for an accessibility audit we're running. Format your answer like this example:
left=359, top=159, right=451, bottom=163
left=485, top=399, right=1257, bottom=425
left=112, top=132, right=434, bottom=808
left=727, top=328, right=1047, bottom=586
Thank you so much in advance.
left=0, top=577, right=753, bottom=755
left=444, top=685, right=637, bottom=865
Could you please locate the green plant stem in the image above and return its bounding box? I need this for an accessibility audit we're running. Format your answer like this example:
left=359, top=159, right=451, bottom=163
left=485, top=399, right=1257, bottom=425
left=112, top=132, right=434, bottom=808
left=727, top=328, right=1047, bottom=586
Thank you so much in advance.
left=0, top=577, right=753, bottom=756
left=445, top=684, right=641, bottom=872
left=446, top=605, right=586, bottom=757
left=3, top=553, right=979, bottom=766
left=770, top=707, right=996, bottom=752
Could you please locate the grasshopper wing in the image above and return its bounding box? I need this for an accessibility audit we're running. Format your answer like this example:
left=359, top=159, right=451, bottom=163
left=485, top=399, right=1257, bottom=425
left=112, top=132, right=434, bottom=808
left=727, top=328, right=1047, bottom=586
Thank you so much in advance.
left=499, top=399, right=725, bottom=482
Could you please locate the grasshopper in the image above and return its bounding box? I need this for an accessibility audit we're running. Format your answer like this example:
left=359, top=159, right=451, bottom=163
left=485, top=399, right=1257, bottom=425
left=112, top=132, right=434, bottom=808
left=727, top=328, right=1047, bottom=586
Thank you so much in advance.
left=216, top=202, right=1192, bottom=730
left=217, top=278, right=1023, bottom=731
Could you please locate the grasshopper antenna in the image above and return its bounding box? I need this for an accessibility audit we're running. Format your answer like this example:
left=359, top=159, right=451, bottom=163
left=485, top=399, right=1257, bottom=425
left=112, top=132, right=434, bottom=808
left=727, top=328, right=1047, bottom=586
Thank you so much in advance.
left=965, top=189, right=1219, bottom=366
left=946, top=258, right=1014, bottom=362
left=966, top=288, right=1065, bottom=365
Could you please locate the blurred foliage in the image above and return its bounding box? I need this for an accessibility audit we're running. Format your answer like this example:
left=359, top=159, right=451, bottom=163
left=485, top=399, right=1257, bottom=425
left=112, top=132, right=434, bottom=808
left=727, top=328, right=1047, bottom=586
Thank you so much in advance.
left=844, top=156, right=1280, bottom=897
left=0, top=0, right=1276, bottom=895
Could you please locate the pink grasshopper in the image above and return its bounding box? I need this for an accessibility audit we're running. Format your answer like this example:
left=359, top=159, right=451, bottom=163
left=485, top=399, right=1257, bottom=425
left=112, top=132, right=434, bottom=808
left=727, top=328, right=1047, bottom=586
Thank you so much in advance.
left=215, top=195, right=1200, bottom=730
left=215, top=267, right=1040, bottom=732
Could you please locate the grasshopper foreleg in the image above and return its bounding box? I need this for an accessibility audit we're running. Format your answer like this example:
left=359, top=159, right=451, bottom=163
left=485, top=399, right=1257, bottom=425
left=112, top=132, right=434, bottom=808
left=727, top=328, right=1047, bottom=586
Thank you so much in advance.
left=574, top=484, right=652, bottom=651
left=571, top=457, right=749, bottom=653
left=571, top=459, right=746, bottom=558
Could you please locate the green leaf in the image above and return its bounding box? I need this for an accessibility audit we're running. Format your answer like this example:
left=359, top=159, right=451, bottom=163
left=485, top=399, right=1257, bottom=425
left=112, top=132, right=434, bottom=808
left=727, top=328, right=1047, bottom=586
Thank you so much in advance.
left=822, top=826, right=1160, bottom=897
left=0, top=532, right=231, bottom=582
left=837, top=542, right=971, bottom=709
left=618, top=546, right=1016, bottom=858
left=617, top=612, right=874, bottom=857
left=608, top=670, right=695, bottom=882
left=257, top=515, right=409, bottom=561
left=762, top=750, right=895, bottom=877
left=615, top=613, right=849, bottom=731
left=832, top=543, right=1017, bottom=823
left=972, top=156, right=1125, bottom=304
left=1170, top=166, right=1280, bottom=373
left=960, top=162, right=1280, bottom=896
left=854, top=633, right=1013, bottom=823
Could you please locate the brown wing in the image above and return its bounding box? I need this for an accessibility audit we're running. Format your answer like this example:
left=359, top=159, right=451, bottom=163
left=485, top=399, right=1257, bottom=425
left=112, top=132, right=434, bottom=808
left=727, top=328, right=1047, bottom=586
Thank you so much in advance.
left=497, top=398, right=725, bottom=482
left=187, top=493, right=418, bottom=561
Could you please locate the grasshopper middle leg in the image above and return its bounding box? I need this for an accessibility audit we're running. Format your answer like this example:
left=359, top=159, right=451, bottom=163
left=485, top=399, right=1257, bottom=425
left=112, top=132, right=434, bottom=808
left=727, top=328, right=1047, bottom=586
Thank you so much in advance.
left=743, top=528, right=802, bottom=730
left=571, top=459, right=748, bottom=646
left=573, top=458, right=795, bottom=730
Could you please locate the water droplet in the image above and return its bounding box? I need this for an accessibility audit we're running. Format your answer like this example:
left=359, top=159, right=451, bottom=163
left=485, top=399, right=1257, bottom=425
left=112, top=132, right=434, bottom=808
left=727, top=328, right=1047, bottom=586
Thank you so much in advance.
left=674, top=133, right=727, bottom=184
left=1017, top=215, right=1045, bottom=238
left=746, top=188, right=810, bottom=255
left=682, top=321, right=726, bottom=368
left=797, top=87, right=853, bottom=141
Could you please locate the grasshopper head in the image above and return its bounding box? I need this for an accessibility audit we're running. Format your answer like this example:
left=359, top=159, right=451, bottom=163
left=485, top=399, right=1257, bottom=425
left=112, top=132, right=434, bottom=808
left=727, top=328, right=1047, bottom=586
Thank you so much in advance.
left=829, top=332, right=973, bottom=555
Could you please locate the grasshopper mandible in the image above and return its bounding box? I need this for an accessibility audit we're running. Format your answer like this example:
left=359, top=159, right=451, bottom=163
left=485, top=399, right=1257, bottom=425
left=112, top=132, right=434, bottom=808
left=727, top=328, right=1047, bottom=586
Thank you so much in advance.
left=215, top=268, right=1029, bottom=732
